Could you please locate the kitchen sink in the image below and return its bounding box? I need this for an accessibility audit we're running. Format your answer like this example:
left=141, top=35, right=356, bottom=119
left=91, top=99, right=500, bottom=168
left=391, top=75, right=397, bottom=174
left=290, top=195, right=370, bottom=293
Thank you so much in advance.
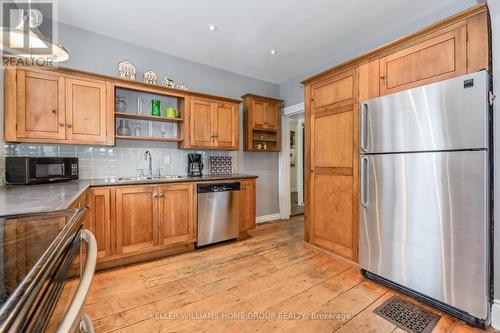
left=117, top=175, right=185, bottom=182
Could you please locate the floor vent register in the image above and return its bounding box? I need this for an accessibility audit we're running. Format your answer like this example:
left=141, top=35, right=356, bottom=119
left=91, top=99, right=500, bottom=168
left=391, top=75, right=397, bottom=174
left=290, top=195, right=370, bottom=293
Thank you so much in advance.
left=374, top=296, right=440, bottom=333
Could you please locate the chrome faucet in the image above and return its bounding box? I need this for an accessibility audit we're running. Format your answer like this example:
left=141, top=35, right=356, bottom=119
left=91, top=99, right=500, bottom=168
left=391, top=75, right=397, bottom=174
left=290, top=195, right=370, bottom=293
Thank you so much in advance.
left=144, top=150, right=153, bottom=176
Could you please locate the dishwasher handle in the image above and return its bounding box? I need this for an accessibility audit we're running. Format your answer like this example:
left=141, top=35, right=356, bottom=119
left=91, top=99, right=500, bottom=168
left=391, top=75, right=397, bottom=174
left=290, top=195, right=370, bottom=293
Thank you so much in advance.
left=198, top=182, right=241, bottom=193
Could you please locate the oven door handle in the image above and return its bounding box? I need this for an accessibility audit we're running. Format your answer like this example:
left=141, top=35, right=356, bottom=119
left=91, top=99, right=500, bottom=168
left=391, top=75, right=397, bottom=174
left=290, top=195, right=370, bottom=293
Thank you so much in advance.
left=56, top=229, right=97, bottom=333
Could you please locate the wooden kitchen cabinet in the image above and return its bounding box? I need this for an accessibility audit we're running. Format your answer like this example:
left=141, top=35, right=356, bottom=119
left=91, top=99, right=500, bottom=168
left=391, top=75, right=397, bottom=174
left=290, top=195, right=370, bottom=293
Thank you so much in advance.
left=65, top=77, right=110, bottom=144
left=307, top=68, right=359, bottom=261
left=190, top=98, right=213, bottom=148
left=242, top=94, right=282, bottom=152
left=214, top=102, right=239, bottom=148
left=114, top=184, right=196, bottom=258
left=115, top=185, right=159, bottom=256
left=380, top=25, right=467, bottom=95
left=181, top=96, right=240, bottom=150
left=4, top=67, right=114, bottom=145
left=88, top=188, right=113, bottom=261
left=157, top=183, right=196, bottom=246
left=80, top=178, right=255, bottom=270
left=15, top=69, right=65, bottom=140
left=239, top=179, right=256, bottom=233
left=303, top=4, right=489, bottom=263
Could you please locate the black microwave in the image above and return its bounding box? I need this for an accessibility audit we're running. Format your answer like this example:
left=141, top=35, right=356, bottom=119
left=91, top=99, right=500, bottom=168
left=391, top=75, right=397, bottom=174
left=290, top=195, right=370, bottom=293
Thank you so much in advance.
left=5, top=157, right=79, bottom=185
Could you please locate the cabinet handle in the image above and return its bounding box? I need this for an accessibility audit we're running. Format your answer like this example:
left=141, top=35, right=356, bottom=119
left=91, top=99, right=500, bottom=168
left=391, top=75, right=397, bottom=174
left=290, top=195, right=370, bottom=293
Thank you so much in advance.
left=59, top=123, right=65, bottom=127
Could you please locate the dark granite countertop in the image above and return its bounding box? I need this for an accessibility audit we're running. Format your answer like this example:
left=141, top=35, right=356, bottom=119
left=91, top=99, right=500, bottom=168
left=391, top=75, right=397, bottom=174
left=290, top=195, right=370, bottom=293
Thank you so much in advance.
left=0, top=174, right=257, bottom=217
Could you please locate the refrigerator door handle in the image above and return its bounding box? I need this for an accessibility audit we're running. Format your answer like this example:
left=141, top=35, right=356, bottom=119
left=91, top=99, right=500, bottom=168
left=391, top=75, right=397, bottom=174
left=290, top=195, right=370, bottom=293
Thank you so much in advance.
left=360, top=103, right=368, bottom=152
left=360, top=156, right=368, bottom=207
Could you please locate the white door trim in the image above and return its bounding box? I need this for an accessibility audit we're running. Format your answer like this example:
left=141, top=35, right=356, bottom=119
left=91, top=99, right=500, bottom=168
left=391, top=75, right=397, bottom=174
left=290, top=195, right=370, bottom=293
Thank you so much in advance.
left=283, top=102, right=305, bottom=117
left=279, top=115, right=291, bottom=220
left=279, top=102, right=305, bottom=220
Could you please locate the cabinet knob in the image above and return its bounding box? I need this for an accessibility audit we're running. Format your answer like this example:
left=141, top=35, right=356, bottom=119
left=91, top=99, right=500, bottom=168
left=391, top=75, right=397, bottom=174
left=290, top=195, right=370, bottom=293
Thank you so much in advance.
left=67, top=124, right=73, bottom=128
left=51, top=109, right=57, bottom=114
left=380, top=75, right=385, bottom=80
left=59, top=123, right=64, bottom=127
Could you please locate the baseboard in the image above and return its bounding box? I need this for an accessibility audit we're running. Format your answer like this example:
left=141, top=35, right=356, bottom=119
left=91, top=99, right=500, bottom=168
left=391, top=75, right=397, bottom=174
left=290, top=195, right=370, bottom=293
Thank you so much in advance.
left=256, top=213, right=281, bottom=224
left=491, top=299, right=500, bottom=329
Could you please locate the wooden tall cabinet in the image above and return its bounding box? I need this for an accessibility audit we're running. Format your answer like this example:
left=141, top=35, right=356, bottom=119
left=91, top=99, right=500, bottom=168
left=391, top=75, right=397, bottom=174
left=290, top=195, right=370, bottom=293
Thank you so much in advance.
left=306, top=68, right=359, bottom=261
left=180, top=96, right=240, bottom=150
left=303, top=4, right=490, bottom=262
left=242, top=94, right=282, bottom=152
left=5, top=67, right=114, bottom=145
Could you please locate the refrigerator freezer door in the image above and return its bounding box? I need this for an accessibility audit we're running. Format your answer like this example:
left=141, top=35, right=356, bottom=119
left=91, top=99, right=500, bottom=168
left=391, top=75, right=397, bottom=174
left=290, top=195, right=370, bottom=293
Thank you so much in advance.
left=360, top=71, right=489, bottom=154
left=359, top=150, right=489, bottom=319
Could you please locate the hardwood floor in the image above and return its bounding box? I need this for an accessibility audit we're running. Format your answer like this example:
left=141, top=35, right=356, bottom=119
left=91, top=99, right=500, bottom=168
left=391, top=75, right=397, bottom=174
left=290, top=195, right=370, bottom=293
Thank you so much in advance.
left=84, top=216, right=496, bottom=332
left=290, top=191, right=304, bottom=216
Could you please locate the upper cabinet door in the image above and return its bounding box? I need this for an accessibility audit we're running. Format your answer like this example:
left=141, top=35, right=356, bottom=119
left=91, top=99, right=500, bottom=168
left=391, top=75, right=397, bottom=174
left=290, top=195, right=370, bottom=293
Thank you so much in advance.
left=191, top=98, right=214, bottom=147
left=380, top=25, right=467, bottom=95
left=65, top=77, right=108, bottom=144
left=16, top=70, right=65, bottom=140
left=214, top=102, right=238, bottom=149
left=264, top=102, right=279, bottom=130
left=252, top=100, right=265, bottom=129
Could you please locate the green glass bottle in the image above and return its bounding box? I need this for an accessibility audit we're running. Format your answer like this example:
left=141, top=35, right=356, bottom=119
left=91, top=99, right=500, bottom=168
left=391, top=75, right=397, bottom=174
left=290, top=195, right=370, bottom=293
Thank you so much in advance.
left=151, top=99, right=161, bottom=116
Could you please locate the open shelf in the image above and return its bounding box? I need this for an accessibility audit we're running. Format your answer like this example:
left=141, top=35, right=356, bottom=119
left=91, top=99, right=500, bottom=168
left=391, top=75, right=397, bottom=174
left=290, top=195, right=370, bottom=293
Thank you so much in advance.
left=115, top=112, right=182, bottom=123
left=253, top=128, right=278, bottom=133
left=116, top=135, right=182, bottom=142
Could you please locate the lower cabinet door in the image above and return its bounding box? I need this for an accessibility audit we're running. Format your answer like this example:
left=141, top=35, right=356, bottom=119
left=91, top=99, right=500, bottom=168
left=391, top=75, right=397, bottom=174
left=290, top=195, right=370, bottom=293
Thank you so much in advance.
left=240, top=179, right=256, bottom=233
left=311, top=173, right=356, bottom=260
left=115, top=185, right=159, bottom=255
left=158, top=183, right=195, bottom=245
left=89, top=188, right=113, bottom=261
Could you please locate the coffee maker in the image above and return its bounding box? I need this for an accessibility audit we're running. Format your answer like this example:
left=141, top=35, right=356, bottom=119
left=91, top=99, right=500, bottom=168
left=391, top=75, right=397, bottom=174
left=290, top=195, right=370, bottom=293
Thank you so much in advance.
left=187, top=153, right=203, bottom=177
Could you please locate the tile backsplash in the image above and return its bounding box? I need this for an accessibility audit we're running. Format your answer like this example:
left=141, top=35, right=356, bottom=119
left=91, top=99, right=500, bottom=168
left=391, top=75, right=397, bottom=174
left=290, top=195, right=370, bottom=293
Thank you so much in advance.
left=0, top=141, right=237, bottom=184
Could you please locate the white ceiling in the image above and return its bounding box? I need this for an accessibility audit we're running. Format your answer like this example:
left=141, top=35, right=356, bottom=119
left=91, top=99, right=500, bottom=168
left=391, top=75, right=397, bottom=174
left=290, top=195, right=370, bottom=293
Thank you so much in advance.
left=58, top=0, right=473, bottom=84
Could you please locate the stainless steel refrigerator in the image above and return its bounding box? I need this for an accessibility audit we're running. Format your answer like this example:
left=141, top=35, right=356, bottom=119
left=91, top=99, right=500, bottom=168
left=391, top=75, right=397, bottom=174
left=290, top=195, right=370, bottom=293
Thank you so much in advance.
left=359, top=71, right=491, bottom=327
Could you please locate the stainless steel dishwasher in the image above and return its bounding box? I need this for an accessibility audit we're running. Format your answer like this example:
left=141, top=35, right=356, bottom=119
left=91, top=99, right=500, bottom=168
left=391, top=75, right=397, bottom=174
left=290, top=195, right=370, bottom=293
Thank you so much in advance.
left=197, top=182, right=240, bottom=247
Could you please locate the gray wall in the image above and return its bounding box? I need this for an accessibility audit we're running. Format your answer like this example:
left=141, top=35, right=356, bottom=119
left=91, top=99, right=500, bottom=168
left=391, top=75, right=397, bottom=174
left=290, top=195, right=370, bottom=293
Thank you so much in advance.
left=0, top=23, right=281, bottom=217
left=278, top=0, right=479, bottom=107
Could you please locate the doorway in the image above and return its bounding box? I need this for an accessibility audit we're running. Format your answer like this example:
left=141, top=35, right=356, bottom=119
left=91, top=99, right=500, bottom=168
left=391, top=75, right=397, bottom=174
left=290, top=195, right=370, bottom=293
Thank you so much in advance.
left=289, top=117, right=304, bottom=216
left=278, top=102, right=305, bottom=220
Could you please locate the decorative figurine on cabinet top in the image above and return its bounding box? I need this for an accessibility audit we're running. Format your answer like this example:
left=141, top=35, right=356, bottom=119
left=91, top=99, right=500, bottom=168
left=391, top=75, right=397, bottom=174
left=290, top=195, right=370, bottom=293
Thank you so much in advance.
left=118, top=60, right=136, bottom=80
left=161, top=77, right=175, bottom=88
left=143, top=70, right=157, bottom=84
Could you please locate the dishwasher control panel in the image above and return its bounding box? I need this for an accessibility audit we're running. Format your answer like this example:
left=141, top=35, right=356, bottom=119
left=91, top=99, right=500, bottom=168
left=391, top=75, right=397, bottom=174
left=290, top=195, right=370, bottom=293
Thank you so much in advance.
left=197, top=182, right=241, bottom=193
